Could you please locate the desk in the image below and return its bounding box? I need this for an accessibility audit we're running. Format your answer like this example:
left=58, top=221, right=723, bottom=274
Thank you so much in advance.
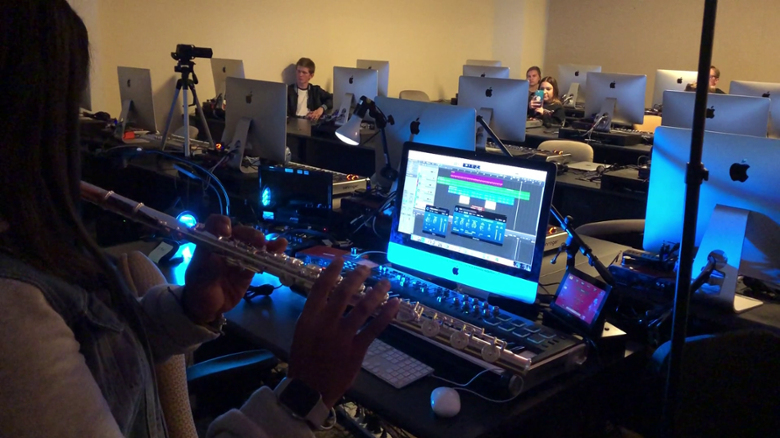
left=554, top=170, right=647, bottom=225
left=286, top=119, right=380, bottom=177
left=225, top=237, right=644, bottom=438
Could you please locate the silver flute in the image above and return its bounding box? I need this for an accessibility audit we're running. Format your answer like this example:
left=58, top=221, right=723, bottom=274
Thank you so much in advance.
left=81, top=181, right=534, bottom=375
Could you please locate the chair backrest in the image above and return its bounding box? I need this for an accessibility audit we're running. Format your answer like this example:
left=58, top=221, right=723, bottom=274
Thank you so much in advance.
left=538, top=140, right=594, bottom=162
left=118, top=251, right=198, bottom=438
left=634, top=114, right=662, bottom=133
left=651, top=329, right=780, bottom=437
left=399, top=90, right=430, bottom=102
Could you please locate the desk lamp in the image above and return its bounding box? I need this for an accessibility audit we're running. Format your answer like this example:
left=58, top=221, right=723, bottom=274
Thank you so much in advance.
left=335, top=96, right=398, bottom=181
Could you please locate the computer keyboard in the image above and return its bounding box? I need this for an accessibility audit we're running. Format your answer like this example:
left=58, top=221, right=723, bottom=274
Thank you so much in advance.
left=612, top=127, right=654, bottom=137
left=139, top=133, right=212, bottom=151
left=362, top=339, right=434, bottom=389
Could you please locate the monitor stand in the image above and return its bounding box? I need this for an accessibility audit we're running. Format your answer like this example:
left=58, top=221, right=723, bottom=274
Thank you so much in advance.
left=475, top=108, right=494, bottom=151
left=594, top=97, right=616, bottom=132
left=334, top=93, right=354, bottom=126
left=692, top=204, right=763, bottom=313
left=226, top=117, right=256, bottom=173
left=115, top=99, right=133, bottom=140
left=565, top=83, right=580, bottom=108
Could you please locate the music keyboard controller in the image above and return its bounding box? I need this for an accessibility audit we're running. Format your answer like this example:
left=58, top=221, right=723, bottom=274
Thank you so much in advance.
left=295, top=251, right=588, bottom=392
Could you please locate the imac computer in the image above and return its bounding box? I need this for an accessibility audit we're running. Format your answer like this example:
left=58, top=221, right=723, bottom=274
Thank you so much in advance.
left=117, top=66, right=158, bottom=134
left=373, top=96, right=476, bottom=187
left=466, top=59, right=501, bottom=67
left=661, top=90, right=770, bottom=137
left=389, top=142, right=557, bottom=304
left=652, top=69, right=698, bottom=108
left=356, top=60, right=390, bottom=97
left=584, top=72, right=647, bottom=129
left=457, top=76, right=529, bottom=145
left=557, top=64, right=602, bottom=106
left=729, top=80, right=780, bottom=138
left=645, top=127, right=780, bottom=311
left=462, top=65, right=511, bottom=79
left=222, top=77, right=287, bottom=169
left=332, top=67, right=379, bottom=124
left=210, top=58, right=245, bottom=100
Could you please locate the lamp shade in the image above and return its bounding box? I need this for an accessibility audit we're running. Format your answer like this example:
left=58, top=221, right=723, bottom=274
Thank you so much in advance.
left=335, top=114, right=362, bottom=146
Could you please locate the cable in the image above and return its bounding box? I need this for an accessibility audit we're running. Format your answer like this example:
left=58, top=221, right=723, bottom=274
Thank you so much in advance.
left=430, top=368, right=500, bottom=387
left=353, top=250, right=388, bottom=258
left=430, top=368, right=526, bottom=403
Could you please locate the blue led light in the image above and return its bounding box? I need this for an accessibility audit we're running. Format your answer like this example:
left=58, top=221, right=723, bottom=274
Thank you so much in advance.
left=176, top=212, right=198, bottom=228
left=261, top=187, right=272, bottom=207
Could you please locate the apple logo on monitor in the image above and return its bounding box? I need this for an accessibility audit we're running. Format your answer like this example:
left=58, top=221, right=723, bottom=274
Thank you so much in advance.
left=410, top=118, right=421, bottom=135
left=609, top=81, right=616, bottom=89
left=126, top=79, right=131, bottom=88
left=452, top=266, right=459, bottom=276
left=706, top=106, right=716, bottom=118
left=485, top=87, right=493, bottom=97
left=676, top=77, right=683, bottom=84
left=574, top=71, right=580, bottom=77
left=349, top=76, right=354, bottom=84
left=222, top=66, right=226, bottom=73
left=480, top=73, right=486, bottom=78
left=729, top=160, right=750, bottom=182
left=245, top=91, right=253, bottom=104
left=762, top=91, right=771, bottom=98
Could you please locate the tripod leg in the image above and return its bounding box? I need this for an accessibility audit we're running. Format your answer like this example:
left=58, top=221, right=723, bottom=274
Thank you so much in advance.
left=160, top=82, right=182, bottom=151
left=189, top=83, right=215, bottom=148
left=182, top=86, right=190, bottom=157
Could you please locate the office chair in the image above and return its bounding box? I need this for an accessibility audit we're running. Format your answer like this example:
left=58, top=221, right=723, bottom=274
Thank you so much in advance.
left=634, top=115, right=662, bottom=133
left=118, top=251, right=278, bottom=438
left=646, top=329, right=780, bottom=437
left=399, top=90, right=430, bottom=102
left=574, top=219, right=645, bottom=249
left=539, top=140, right=594, bottom=162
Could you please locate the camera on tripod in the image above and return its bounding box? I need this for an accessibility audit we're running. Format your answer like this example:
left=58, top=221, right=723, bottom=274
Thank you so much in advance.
left=171, top=44, right=213, bottom=62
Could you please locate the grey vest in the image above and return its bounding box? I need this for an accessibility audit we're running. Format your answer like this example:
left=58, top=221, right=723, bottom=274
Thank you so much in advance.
left=0, top=253, right=167, bottom=437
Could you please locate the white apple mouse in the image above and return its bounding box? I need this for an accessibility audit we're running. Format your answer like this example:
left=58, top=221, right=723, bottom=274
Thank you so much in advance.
left=430, top=387, right=461, bottom=417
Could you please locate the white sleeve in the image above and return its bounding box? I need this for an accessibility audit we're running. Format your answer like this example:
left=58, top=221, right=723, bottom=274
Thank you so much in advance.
left=207, top=387, right=315, bottom=438
left=138, top=284, right=220, bottom=362
left=0, top=279, right=124, bottom=437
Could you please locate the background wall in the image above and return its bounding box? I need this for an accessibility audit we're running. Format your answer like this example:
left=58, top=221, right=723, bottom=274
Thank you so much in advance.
left=545, top=0, right=780, bottom=107
left=493, top=0, right=549, bottom=80
left=84, top=0, right=499, bottom=130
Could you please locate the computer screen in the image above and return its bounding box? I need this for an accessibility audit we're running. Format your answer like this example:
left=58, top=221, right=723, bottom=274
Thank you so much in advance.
left=551, top=268, right=611, bottom=331
left=729, top=80, right=780, bottom=138
left=462, top=65, right=510, bottom=79
left=356, top=60, right=389, bottom=98
left=210, top=58, right=245, bottom=100
left=388, top=143, right=557, bottom=304
left=645, top=127, right=780, bottom=286
left=117, top=66, right=158, bottom=133
left=584, top=72, right=647, bottom=127
left=466, top=59, right=502, bottom=67
left=457, top=76, right=529, bottom=143
left=222, top=77, right=287, bottom=165
left=374, top=96, right=476, bottom=187
left=661, top=90, right=770, bottom=137
left=653, top=69, right=698, bottom=107
left=557, top=64, right=602, bottom=105
left=332, top=67, right=379, bottom=115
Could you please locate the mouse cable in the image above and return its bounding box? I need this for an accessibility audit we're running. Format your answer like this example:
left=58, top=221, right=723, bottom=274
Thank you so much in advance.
left=454, top=383, right=525, bottom=404
left=430, top=367, right=503, bottom=388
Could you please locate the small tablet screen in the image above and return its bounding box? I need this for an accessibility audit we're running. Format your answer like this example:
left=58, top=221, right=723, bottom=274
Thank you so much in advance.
left=552, top=269, right=610, bottom=328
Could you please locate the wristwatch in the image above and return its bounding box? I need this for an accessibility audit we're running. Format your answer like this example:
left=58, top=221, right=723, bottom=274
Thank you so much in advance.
left=274, top=377, right=334, bottom=430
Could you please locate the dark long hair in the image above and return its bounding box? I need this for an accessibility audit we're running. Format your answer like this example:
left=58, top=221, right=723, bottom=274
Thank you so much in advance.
left=540, top=76, right=562, bottom=105
left=0, top=1, right=127, bottom=300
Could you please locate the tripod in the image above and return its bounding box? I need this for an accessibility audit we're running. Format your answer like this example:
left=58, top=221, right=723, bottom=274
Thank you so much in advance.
left=159, top=59, right=215, bottom=157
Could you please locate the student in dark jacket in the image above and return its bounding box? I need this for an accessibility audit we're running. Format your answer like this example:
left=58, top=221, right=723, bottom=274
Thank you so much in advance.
left=529, top=76, right=566, bottom=126
left=287, top=57, right=333, bottom=121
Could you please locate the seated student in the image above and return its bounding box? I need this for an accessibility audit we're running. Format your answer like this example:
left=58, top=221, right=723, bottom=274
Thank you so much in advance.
left=526, top=66, right=542, bottom=101
left=287, top=58, right=333, bottom=121
left=684, top=65, right=726, bottom=94
left=529, top=76, right=566, bottom=126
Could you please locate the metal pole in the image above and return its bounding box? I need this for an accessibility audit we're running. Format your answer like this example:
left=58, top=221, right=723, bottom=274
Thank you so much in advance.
left=662, top=0, right=718, bottom=435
